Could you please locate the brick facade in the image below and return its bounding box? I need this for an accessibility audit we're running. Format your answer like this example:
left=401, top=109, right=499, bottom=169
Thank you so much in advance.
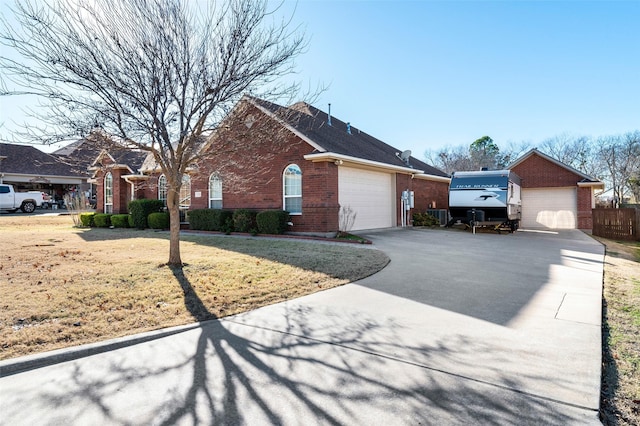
left=91, top=101, right=450, bottom=234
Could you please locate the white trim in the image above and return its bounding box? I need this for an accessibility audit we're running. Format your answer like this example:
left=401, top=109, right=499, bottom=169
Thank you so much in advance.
left=208, top=173, right=223, bottom=209
left=283, top=164, right=302, bottom=215
left=578, top=181, right=605, bottom=189
left=304, top=152, right=424, bottom=175
left=104, top=172, right=113, bottom=214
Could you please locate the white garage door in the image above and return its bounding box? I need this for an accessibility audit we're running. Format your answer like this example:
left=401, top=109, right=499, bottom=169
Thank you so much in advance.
left=338, top=167, right=395, bottom=231
left=521, top=188, right=577, bottom=229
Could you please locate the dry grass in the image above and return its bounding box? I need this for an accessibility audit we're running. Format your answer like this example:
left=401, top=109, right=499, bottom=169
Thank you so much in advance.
left=0, top=214, right=389, bottom=360
left=595, top=236, right=640, bottom=425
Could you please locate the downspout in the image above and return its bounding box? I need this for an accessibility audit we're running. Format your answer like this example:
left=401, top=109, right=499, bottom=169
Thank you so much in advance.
left=122, top=176, right=137, bottom=201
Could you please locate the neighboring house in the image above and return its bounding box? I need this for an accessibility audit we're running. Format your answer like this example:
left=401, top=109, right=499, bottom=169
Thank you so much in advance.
left=0, top=142, right=93, bottom=201
left=91, top=96, right=451, bottom=235
left=509, top=148, right=604, bottom=230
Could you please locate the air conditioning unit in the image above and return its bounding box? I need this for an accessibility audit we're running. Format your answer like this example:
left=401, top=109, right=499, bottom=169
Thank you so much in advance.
left=426, top=209, right=449, bottom=226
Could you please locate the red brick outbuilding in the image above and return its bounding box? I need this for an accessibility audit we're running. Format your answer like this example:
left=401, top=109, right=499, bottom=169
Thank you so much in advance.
left=510, top=149, right=604, bottom=230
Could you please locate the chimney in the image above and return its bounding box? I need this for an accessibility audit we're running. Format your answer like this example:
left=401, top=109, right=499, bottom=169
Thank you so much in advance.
left=347, top=122, right=351, bottom=134
left=327, top=103, right=332, bottom=126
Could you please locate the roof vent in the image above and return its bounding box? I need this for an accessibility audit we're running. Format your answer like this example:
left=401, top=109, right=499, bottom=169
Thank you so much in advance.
left=347, top=122, right=351, bottom=134
left=327, top=103, right=332, bottom=126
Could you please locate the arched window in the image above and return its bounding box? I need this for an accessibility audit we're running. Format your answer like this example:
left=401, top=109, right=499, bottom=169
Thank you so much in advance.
left=104, top=172, right=113, bottom=214
left=179, top=174, right=191, bottom=210
left=158, top=174, right=167, bottom=205
left=283, top=164, right=302, bottom=214
left=209, top=174, right=222, bottom=209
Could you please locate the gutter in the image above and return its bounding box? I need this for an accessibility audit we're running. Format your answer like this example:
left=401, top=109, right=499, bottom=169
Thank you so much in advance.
left=304, top=152, right=450, bottom=182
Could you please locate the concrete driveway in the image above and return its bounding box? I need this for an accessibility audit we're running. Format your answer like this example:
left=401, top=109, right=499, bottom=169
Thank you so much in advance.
left=0, top=228, right=604, bottom=425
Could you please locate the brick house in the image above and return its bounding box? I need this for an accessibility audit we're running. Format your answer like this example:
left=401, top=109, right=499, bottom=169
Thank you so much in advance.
left=509, top=148, right=604, bottom=230
left=91, top=97, right=450, bottom=235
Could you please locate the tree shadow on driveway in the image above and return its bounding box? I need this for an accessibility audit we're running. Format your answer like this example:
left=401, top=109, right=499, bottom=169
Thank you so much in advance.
left=0, top=265, right=597, bottom=425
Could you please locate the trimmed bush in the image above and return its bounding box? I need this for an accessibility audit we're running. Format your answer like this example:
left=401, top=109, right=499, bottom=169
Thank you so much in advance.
left=148, top=212, right=170, bottom=230
left=413, top=212, right=440, bottom=227
left=128, top=199, right=164, bottom=229
left=79, top=212, right=96, bottom=227
left=256, top=210, right=289, bottom=234
left=233, top=209, right=257, bottom=233
left=188, top=209, right=233, bottom=232
left=94, top=213, right=112, bottom=228
left=111, top=214, right=130, bottom=228
left=127, top=214, right=134, bottom=228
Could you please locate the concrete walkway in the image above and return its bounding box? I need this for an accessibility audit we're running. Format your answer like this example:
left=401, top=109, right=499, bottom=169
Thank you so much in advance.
left=0, top=228, right=604, bottom=425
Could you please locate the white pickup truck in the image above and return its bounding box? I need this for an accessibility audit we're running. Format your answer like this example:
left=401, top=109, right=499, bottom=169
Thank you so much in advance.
left=0, top=184, right=44, bottom=213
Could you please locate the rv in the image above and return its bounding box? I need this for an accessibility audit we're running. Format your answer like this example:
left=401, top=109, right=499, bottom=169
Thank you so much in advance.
left=448, top=170, right=522, bottom=232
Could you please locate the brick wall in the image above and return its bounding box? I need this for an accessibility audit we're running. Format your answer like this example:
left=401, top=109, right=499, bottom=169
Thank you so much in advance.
left=395, top=174, right=449, bottom=226
left=512, top=153, right=581, bottom=188
left=577, top=186, right=594, bottom=229
left=191, top=103, right=340, bottom=233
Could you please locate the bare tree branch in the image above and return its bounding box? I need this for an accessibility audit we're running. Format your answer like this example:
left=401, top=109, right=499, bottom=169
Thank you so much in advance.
left=0, top=0, right=309, bottom=265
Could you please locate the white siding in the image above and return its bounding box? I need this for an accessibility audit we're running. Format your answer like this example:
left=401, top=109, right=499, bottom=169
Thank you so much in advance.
left=338, top=167, right=395, bottom=231
left=521, top=188, right=577, bottom=229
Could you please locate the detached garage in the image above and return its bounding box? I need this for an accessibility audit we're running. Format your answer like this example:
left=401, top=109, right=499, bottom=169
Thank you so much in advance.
left=510, top=149, right=604, bottom=230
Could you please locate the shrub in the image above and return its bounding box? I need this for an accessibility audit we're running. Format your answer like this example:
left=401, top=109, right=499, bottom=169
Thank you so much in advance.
left=188, top=209, right=233, bottom=231
left=256, top=210, right=289, bottom=234
left=413, top=212, right=440, bottom=227
left=233, top=209, right=257, bottom=233
left=127, top=214, right=134, bottom=228
left=111, top=214, right=130, bottom=228
left=94, top=213, right=112, bottom=228
left=79, top=212, right=96, bottom=227
left=128, top=199, right=164, bottom=229
left=148, top=212, right=170, bottom=230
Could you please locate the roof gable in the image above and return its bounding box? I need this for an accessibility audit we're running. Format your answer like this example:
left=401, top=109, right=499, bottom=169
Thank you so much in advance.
left=509, top=148, right=600, bottom=182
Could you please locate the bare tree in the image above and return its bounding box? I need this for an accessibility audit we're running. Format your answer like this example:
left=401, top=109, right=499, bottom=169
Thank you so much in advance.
left=0, top=0, right=307, bottom=266
left=539, top=133, right=601, bottom=178
left=425, top=136, right=528, bottom=175
left=597, top=131, right=640, bottom=207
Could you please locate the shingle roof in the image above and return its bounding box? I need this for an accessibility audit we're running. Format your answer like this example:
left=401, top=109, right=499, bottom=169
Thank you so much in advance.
left=0, top=143, right=86, bottom=177
left=57, top=136, right=147, bottom=174
left=251, top=98, right=448, bottom=178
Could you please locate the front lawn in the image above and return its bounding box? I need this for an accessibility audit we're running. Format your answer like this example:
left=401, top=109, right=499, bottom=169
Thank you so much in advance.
left=0, top=215, right=389, bottom=360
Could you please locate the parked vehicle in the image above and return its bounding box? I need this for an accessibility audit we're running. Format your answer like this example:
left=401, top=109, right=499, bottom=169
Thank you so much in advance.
left=447, top=169, right=522, bottom=232
left=0, top=184, right=44, bottom=213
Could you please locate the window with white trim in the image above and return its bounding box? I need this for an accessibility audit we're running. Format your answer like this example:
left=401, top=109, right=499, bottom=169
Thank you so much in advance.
left=104, top=172, right=113, bottom=214
left=283, top=164, right=302, bottom=214
left=179, top=174, right=191, bottom=210
left=208, top=174, right=222, bottom=209
left=158, top=174, right=167, bottom=206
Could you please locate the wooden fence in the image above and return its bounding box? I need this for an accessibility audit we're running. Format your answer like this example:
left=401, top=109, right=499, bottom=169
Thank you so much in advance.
left=592, top=208, right=640, bottom=241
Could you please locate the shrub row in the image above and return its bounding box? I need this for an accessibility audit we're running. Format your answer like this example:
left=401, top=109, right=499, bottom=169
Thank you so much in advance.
left=413, top=212, right=441, bottom=227
left=78, top=210, right=169, bottom=230
left=189, top=209, right=289, bottom=234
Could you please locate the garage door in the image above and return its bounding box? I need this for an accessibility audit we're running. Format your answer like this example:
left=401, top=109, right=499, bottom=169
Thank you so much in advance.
left=521, top=188, right=577, bottom=229
left=338, top=167, right=395, bottom=231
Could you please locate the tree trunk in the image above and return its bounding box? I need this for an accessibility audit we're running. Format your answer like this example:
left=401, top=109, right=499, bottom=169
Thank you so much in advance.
left=166, top=190, right=183, bottom=267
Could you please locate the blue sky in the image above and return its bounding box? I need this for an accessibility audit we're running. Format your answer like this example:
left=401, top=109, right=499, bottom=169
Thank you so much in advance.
left=277, top=0, right=640, bottom=158
left=1, top=0, right=639, bottom=160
